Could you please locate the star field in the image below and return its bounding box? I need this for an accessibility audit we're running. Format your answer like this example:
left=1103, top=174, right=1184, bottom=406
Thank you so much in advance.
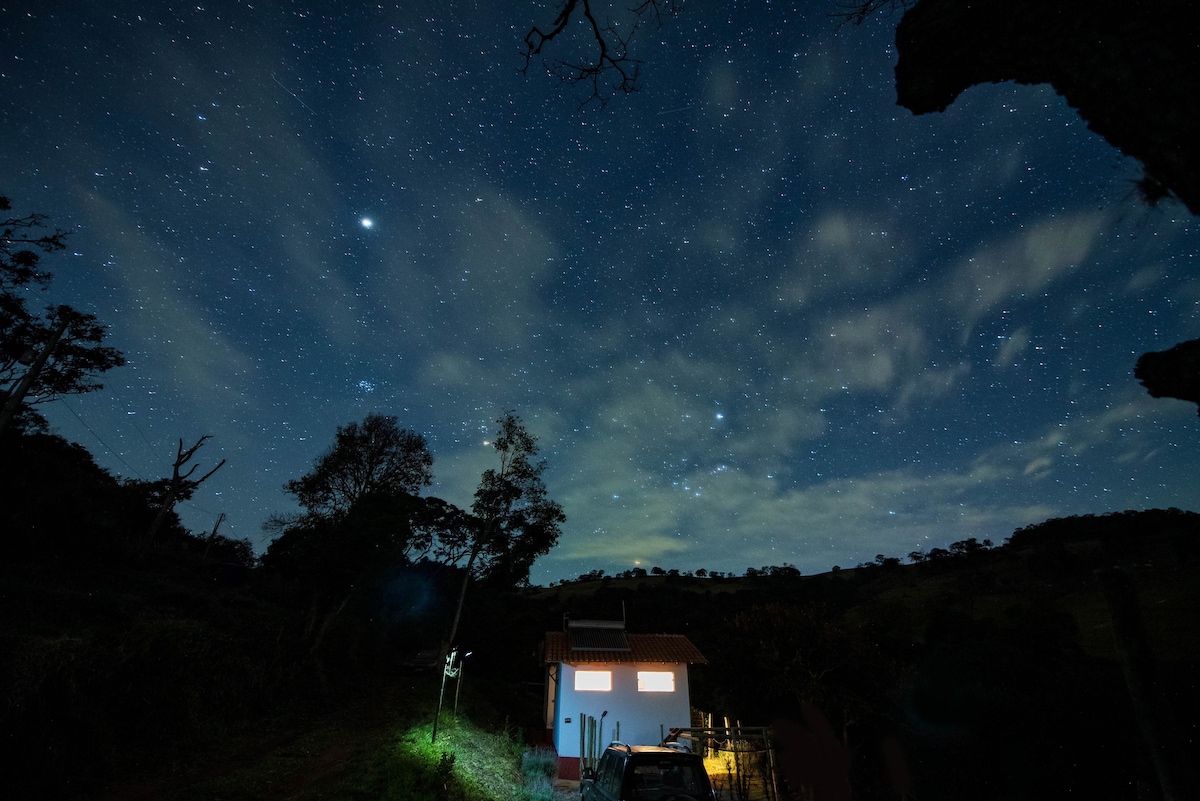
left=3, top=1, right=1196, bottom=583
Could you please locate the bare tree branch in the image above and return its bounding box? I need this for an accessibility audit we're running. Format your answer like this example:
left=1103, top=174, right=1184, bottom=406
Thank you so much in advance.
left=521, top=1, right=914, bottom=106
left=145, top=435, right=226, bottom=544
left=521, top=0, right=682, bottom=107
left=832, top=0, right=914, bottom=27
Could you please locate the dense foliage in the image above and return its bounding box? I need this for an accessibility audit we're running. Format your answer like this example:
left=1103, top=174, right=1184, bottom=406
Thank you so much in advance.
left=0, top=196, right=125, bottom=436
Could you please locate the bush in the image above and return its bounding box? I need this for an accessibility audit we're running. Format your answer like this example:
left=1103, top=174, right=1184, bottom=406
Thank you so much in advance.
left=520, top=746, right=557, bottom=780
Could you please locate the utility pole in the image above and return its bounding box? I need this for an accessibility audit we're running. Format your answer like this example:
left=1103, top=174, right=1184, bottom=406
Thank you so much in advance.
left=453, top=651, right=471, bottom=721
left=432, top=646, right=460, bottom=743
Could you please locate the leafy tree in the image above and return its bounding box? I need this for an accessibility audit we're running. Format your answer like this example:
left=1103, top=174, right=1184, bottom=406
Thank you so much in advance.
left=0, top=195, right=63, bottom=289
left=949, top=537, right=986, bottom=557
left=264, top=414, right=437, bottom=653
left=266, top=489, right=427, bottom=588
left=472, top=413, right=566, bottom=584
left=199, top=514, right=255, bottom=567
left=441, top=412, right=565, bottom=586
left=0, top=196, right=125, bottom=436
left=442, top=412, right=565, bottom=644
left=284, top=412, right=433, bottom=524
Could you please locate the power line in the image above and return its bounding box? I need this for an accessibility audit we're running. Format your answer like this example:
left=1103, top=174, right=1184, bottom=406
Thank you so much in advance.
left=53, top=399, right=241, bottom=540
left=54, top=397, right=145, bottom=479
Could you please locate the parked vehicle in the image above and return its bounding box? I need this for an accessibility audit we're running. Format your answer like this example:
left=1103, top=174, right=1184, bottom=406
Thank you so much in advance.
left=581, top=742, right=715, bottom=801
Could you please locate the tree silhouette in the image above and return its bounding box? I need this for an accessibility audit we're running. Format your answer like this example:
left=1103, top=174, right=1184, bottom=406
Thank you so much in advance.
left=523, top=2, right=906, bottom=106
left=894, top=0, right=1199, bottom=215
left=144, top=435, right=226, bottom=545
left=0, top=195, right=64, bottom=288
left=521, top=0, right=681, bottom=106
left=1134, top=338, right=1200, bottom=415
left=265, top=414, right=436, bottom=654
left=442, top=412, right=564, bottom=646
left=0, top=196, right=125, bottom=437
left=283, top=413, right=433, bottom=524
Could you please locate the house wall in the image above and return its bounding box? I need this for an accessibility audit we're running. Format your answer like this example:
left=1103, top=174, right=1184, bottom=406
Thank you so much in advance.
left=552, top=662, right=692, bottom=761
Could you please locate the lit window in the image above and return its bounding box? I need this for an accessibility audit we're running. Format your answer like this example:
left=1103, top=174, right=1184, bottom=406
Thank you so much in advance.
left=575, top=670, right=612, bottom=691
left=637, top=671, right=675, bottom=692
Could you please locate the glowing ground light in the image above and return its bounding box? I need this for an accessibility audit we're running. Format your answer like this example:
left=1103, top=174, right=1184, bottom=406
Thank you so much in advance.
left=360, top=217, right=373, bottom=229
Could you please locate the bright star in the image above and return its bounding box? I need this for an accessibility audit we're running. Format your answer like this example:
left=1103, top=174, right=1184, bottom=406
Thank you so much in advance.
left=360, top=217, right=373, bottom=229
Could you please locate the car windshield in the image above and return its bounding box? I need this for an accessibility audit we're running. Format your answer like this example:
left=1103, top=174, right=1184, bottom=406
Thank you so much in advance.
left=625, top=760, right=710, bottom=800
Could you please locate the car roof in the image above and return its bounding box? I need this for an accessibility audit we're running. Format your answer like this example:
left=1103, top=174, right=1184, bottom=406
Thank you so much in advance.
left=606, top=743, right=698, bottom=757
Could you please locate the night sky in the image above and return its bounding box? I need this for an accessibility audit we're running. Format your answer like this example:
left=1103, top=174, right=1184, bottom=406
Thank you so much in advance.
left=3, top=1, right=1197, bottom=583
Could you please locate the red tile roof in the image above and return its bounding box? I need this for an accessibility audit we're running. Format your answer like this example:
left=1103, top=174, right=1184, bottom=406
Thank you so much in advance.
left=543, top=631, right=707, bottom=664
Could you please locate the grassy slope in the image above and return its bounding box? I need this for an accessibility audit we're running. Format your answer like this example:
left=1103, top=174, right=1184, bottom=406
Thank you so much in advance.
left=92, top=676, right=533, bottom=801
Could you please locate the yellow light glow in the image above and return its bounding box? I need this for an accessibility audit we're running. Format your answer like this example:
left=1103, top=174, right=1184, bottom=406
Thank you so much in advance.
left=637, top=671, right=675, bottom=692
left=575, top=670, right=612, bottom=691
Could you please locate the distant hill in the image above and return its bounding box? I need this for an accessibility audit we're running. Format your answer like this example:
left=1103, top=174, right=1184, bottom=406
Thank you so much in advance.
left=530, top=509, right=1200, bottom=798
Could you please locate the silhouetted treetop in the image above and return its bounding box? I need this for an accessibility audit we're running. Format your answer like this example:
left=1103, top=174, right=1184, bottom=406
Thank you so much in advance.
left=1135, top=338, right=1200, bottom=415
left=284, top=413, right=433, bottom=522
left=894, top=0, right=1200, bottom=214
left=1, top=196, right=125, bottom=437
left=1, top=195, right=66, bottom=289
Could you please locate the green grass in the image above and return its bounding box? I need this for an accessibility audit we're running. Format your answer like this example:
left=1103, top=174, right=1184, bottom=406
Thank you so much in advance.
left=361, top=717, right=528, bottom=801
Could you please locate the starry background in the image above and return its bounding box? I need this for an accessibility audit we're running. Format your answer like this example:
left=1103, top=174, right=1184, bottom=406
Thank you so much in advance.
left=3, top=1, right=1197, bottom=583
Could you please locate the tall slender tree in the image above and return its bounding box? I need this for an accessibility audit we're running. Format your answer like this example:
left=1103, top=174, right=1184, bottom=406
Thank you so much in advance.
left=444, top=412, right=565, bottom=646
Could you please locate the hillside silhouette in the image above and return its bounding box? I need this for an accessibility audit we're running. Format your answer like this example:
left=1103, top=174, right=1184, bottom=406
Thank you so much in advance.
left=3, top=421, right=1197, bottom=800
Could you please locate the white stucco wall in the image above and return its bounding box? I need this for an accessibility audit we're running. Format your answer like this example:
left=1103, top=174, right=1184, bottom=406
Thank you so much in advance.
left=553, top=662, right=692, bottom=757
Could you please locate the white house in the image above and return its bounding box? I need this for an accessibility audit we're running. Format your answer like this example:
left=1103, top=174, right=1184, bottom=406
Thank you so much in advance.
left=543, top=618, right=707, bottom=779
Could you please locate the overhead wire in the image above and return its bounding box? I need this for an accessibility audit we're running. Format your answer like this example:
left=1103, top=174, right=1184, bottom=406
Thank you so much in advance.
left=54, top=397, right=145, bottom=479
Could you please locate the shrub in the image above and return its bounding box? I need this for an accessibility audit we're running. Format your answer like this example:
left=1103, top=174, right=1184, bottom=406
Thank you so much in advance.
left=520, top=746, right=557, bottom=780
